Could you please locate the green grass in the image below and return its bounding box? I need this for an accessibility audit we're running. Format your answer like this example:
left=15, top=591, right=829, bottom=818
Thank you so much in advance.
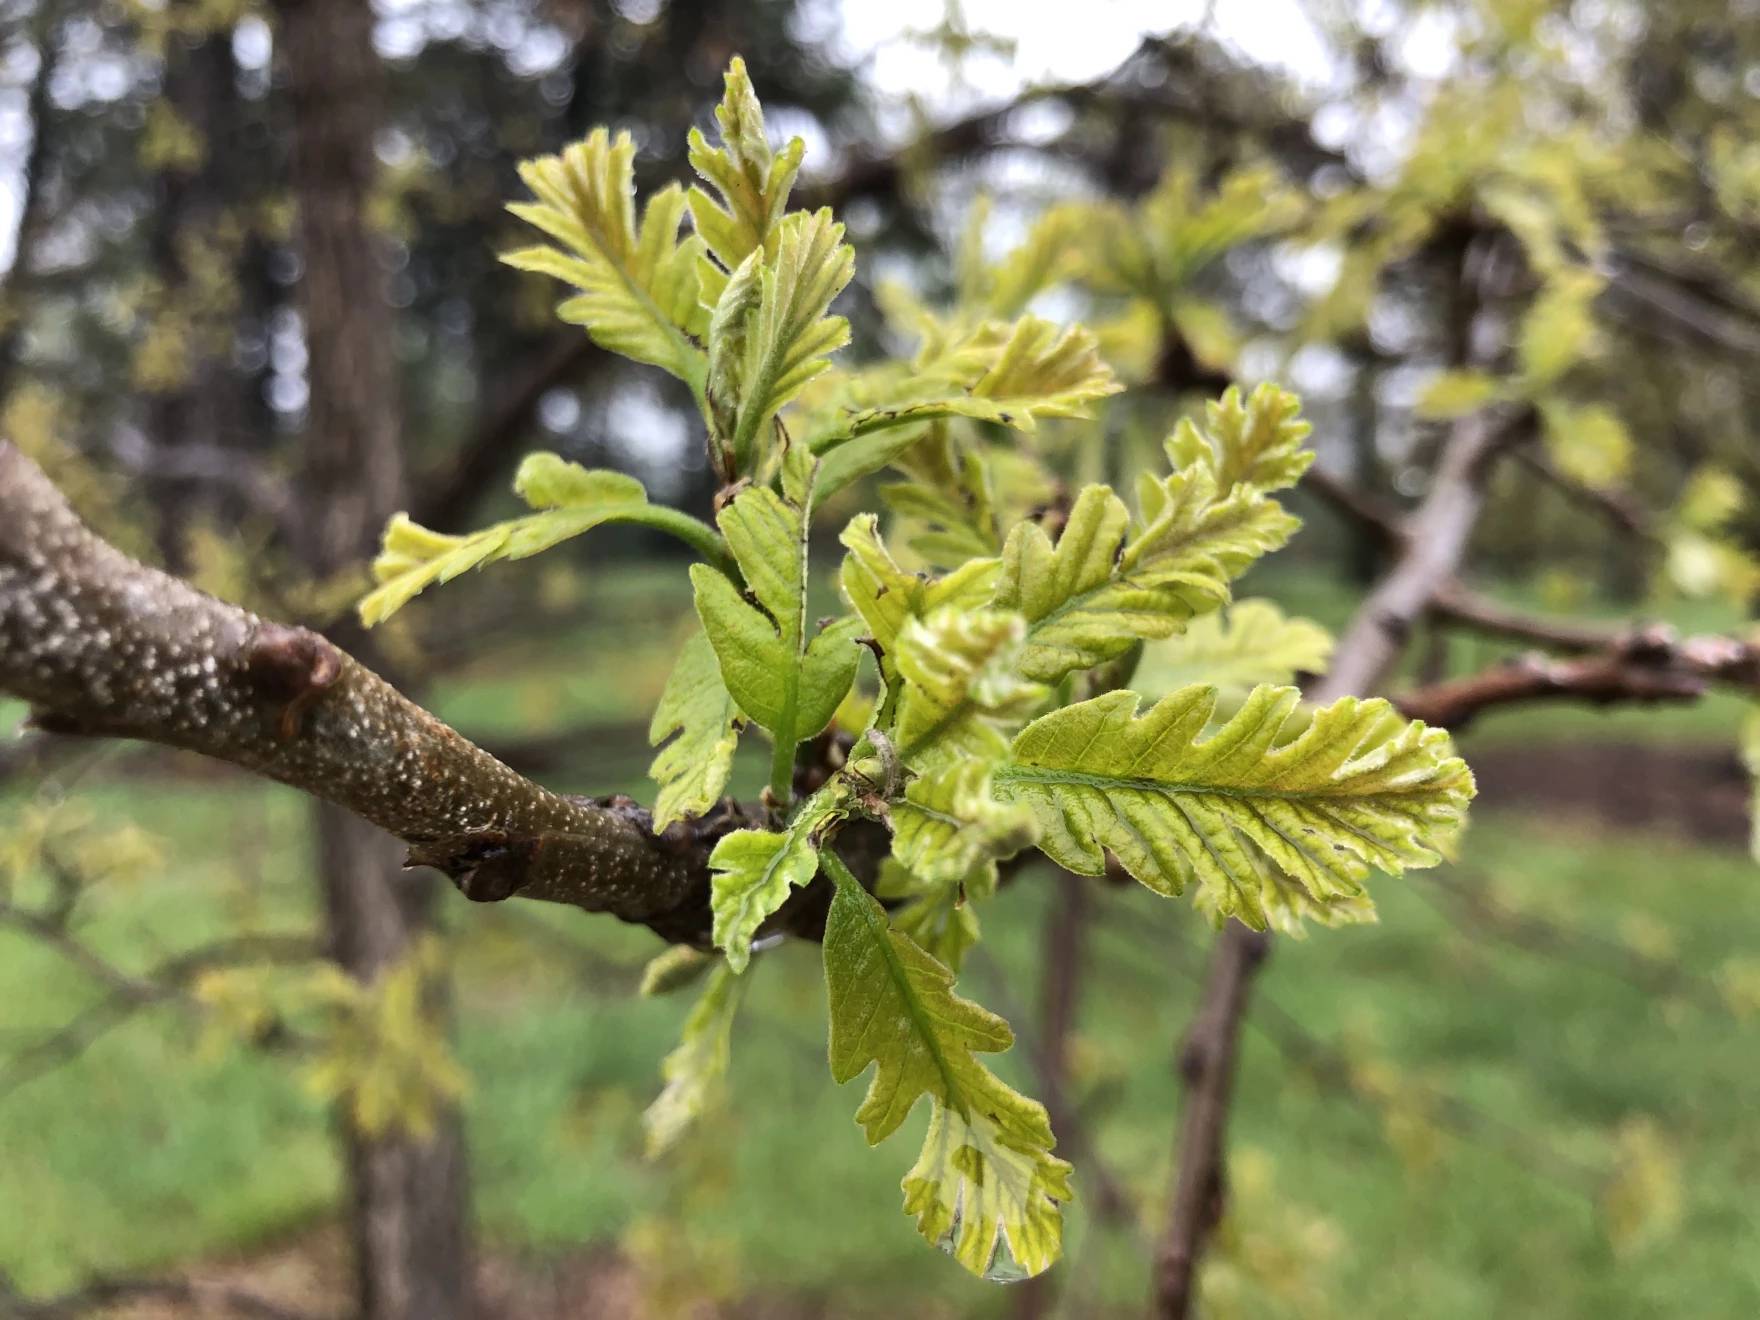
left=3, top=767, right=1757, bottom=1315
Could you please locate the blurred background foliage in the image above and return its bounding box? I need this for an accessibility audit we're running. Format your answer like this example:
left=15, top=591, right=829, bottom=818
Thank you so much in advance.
left=4, top=0, right=1760, bottom=1316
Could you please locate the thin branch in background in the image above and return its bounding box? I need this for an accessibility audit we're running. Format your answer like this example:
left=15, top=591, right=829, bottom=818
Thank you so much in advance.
left=1509, top=445, right=1660, bottom=548
left=0, top=932, right=317, bottom=1100
left=1429, top=584, right=1630, bottom=654
left=1091, top=904, right=1603, bottom=1197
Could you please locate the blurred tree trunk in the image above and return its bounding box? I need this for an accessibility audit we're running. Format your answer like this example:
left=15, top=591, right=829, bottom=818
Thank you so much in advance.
left=276, top=1, right=476, bottom=1316
left=145, top=28, right=251, bottom=571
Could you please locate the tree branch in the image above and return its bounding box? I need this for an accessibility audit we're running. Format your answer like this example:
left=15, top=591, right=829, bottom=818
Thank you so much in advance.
left=0, top=442, right=758, bottom=945
left=1394, top=627, right=1760, bottom=730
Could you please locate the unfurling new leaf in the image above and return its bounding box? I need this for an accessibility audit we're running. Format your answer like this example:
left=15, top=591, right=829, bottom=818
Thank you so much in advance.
left=504, top=131, right=708, bottom=386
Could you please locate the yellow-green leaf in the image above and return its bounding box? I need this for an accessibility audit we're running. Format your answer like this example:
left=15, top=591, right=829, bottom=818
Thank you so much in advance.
left=505, top=129, right=708, bottom=384
left=821, top=852, right=1071, bottom=1280
left=995, top=685, right=1475, bottom=930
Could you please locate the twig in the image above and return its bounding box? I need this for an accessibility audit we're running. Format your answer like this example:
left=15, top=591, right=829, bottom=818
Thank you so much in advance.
left=0, top=933, right=317, bottom=1099
left=1509, top=446, right=1659, bottom=547
left=1393, top=626, right=1760, bottom=730
left=0, top=442, right=762, bottom=946
left=1429, top=585, right=1628, bottom=654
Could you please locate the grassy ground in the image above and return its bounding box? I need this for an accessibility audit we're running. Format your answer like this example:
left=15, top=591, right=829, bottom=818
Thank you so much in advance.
left=2, top=561, right=1755, bottom=1314
left=3, top=798, right=1756, bottom=1314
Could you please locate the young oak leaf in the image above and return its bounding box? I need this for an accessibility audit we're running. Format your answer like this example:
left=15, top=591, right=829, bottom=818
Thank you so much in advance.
left=710, top=789, right=843, bottom=972
left=890, top=761, right=1038, bottom=885
left=713, top=209, right=854, bottom=472
left=504, top=129, right=708, bottom=385
left=648, top=629, right=743, bottom=832
left=1134, top=598, right=1334, bottom=696
left=894, top=607, right=1046, bottom=765
left=994, top=685, right=1475, bottom=929
left=1190, top=837, right=1379, bottom=937
left=994, top=465, right=1298, bottom=684
left=687, top=56, right=804, bottom=279
left=1166, top=383, right=1315, bottom=494
left=643, top=962, right=745, bottom=1156
left=821, top=852, right=1072, bottom=1280
left=810, top=316, right=1121, bottom=454
left=837, top=514, right=999, bottom=682
left=691, top=486, right=861, bottom=753
left=358, top=455, right=650, bottom=625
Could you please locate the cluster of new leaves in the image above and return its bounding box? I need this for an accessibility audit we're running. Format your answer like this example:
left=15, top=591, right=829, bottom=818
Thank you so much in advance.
left=357, top=60, right=1476, bottom=1281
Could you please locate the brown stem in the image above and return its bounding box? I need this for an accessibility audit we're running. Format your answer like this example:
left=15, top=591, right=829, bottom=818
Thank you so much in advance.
left=1395, top=628, right=1760, bottom=730
left=1151, top=922, right=1267, bottom=1318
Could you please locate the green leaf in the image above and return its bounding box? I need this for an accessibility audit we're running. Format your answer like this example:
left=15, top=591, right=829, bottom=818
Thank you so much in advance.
left=358, top=456, right=650, bottom=625
left=687, top=56, right=804, bottom=273
left=1134, top=599, right=1333, bottom=695
left=692, top=486, right=861, bottom=753
left=718, top=209, right=855, bottom=471
left=894, top=607, right=1047, bottom=765
left=1540, top=399, right=1633, bottom=489
left=837, top=515, right=999, bottom=682
left=1517, top=267, right=1601, bottom=386
left=995, top=685, right=1475, bottom=930
left=709, top=790, right=843, bottom=972
left=1414, top=368, right=1500, bottom=420
left=812, top=317, right=1120, bottom=450
left=639, top=944, right=715, bottom=998
left=1168, top=383, right=1314, bottom=493
left=505, top=130, right=708, bottom=384
left=643, top=963, right=744, bottom=1156
left=648, top=630, right=743, bottom=831
left=994, top=468, right=1298, bottom=684
left=821, top=852, right=1071, bottom=1279
left=891, top=761, right=1038, bottom=884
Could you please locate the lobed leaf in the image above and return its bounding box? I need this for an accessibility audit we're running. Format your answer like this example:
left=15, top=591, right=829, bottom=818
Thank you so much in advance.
left=504, top=129, right=708, bottom=384
left=995, top=685, right=1475, bottom=930
left=358, top=455, right=650, bottom=625
left=708, top=789, right=842, bottom=972
left=1134, top=599, right=1333, bottom=695
left=715, top=209, right=855, bottom=471
left=813, top=317, right=1121, bottom=450
left=1168, top=383, right=1315, bottom=494
left=687, top=56, right=804, bottom=274
left=647, top=630, right=743, bottom=831
left=994, top=468, right=1298, bottom=684
left=894, top=606, right=1046, bottom=765
left=890, top=761, right=1038, bottom=885
left=643, top=962, right=744, bottom=1155
left=821, top=854, right=1071, bottom=1279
